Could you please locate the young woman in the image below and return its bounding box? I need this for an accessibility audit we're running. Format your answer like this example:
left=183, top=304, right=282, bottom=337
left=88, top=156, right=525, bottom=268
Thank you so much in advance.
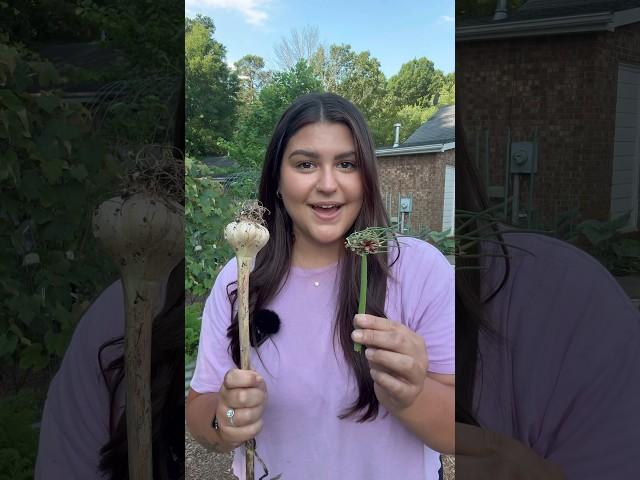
left=186, top=92, right=455, bottom=479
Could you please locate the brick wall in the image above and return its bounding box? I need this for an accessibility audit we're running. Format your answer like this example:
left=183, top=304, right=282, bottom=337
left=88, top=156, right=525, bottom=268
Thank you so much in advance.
left=457, top=22, right=640, bottom=228
left=376, top=149, right=455, bottom=232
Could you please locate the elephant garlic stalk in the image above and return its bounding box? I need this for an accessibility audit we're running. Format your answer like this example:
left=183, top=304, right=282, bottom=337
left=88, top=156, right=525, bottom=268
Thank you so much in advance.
left=223, top=201, right=269, bottom=480
left=93, top=192, right=183, bottom=480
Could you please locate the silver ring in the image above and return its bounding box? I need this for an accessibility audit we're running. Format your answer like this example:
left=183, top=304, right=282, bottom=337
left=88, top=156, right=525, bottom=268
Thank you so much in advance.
left=226, top=408, right=235, bottom=426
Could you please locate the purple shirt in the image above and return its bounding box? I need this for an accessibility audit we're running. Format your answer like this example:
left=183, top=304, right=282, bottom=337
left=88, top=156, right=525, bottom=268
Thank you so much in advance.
left=475, top=232, right=640, bottom=478
left=191, top=237, right=455, bottom=480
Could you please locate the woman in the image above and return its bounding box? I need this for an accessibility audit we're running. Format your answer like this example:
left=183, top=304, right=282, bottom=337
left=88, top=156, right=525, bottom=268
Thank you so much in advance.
left=186, top=92, right=455, bottom=479
left=455, top=119, right=640, bottom=479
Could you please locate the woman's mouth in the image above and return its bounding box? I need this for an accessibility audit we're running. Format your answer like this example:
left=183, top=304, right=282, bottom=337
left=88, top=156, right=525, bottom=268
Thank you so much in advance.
left=310, top=203, right=342, bottom=220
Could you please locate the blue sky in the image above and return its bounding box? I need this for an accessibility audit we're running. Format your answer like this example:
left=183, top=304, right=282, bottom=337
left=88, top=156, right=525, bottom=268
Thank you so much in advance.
left=185, top=0, right=454, bottom=78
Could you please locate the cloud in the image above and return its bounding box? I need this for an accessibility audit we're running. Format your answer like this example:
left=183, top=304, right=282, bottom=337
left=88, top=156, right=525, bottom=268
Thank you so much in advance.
left=185, top=0, right=270, bottom=26
left=440, top=15, right=454, bottom=22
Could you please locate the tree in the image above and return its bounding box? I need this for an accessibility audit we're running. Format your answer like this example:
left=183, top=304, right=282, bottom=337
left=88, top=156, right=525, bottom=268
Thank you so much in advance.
left=388, top=57, right=444, bottom=108
left=223, top=60, right=323, bottom=169
left=273, top=26, right=321, bottom=71
left=234, top=54, right=271, bottom=107
left=185, top=16, right=239, bottom=156
left=310, top=44, right=388, bottom=140
left=311, top=44, right=356, bottom=92
left=438, top=72, right=455, bottom=106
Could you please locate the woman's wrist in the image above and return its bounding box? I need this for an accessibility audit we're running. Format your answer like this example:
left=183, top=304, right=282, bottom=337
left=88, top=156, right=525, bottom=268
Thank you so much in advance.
left=199, top=416, right=236, bottom=453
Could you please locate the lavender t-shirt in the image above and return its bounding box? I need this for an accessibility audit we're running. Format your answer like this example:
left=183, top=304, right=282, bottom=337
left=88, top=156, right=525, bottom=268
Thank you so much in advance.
left=190, top=237, right=454, bottom=480
left=474, top=232, right=640, bottom=478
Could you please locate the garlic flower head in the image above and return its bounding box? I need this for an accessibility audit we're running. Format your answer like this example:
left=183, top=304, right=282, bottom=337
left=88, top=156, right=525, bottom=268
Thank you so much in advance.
left=224, top=200, right=270, bottom=258
left=93, top=193, right=184, bottom=281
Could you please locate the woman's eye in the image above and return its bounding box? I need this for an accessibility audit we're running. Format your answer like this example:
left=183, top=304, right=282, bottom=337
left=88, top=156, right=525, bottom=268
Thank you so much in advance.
left=338, top=161, right=357, bottom=170
left=296, top=161, right=315, bottom=170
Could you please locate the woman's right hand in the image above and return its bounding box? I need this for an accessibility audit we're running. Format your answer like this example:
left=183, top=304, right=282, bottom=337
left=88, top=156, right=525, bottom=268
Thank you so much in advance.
left=215, top=368, right=267, bottom=449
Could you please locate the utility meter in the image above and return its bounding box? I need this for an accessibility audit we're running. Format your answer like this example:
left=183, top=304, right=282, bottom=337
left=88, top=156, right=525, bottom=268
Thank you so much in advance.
left=510, top=141, right=536, bottom=173
left=400, top=197, right=412, bottom=213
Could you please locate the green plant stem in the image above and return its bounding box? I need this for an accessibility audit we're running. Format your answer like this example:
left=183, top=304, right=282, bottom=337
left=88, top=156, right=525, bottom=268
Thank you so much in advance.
left=355, top=254, right=367, bottom=352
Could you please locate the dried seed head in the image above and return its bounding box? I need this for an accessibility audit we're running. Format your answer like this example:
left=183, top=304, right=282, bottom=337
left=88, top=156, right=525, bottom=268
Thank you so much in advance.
left=345, top=226, right=396, bottom=256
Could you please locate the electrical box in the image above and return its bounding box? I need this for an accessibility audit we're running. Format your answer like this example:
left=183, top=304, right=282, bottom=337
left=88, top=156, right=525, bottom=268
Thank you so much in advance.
left=510, top=142, right=536, bottom=174
left=399, top=197, right=412, bottom=213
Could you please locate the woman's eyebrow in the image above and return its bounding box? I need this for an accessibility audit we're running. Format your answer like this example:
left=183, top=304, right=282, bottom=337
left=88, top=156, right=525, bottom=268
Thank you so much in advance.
left=288, top=149, right=319, bottom=159
left=288, top=149, right=356, bottom=159
left=335, top=150, right=356, bottom=159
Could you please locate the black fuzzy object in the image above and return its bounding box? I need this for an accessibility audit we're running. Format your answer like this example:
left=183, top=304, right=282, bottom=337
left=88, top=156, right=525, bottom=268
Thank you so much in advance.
left=251, top=309, right=281, bottom=347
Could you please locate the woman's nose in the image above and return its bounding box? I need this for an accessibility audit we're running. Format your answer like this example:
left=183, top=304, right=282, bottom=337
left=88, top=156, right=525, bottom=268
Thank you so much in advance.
left=316, top=167, right=338, bottom=193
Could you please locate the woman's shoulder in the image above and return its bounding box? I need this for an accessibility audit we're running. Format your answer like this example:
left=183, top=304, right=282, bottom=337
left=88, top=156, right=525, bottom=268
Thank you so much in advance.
left=390, top=235, right=453, bottom=278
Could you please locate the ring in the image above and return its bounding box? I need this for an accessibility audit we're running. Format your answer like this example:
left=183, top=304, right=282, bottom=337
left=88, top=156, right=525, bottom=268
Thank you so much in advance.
left=226, top=408, right=235, bottom=426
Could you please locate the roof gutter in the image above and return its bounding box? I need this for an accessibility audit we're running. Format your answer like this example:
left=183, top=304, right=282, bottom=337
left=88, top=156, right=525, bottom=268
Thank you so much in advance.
left=457, top=11, right=614, bottom=41
left=375, top=142, right=455, bottom=157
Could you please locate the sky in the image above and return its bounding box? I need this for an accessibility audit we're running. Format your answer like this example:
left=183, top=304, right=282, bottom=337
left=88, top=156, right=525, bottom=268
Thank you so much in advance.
left=185, top=0, right=455, bottom=78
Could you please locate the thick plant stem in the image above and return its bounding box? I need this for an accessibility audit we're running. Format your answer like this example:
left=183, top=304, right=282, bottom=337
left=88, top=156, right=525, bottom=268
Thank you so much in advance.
left=122, top=279, right=157, bottom=480
left=237, top=256, right=255, bottom=480
left=355, top=254, right=367, bottom=352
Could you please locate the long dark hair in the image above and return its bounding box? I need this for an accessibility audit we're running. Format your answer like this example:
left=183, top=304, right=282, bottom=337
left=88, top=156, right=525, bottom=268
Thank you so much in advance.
left=227, top=92, right=393, bottom=421
left=455, top=117, right=510, bottom=426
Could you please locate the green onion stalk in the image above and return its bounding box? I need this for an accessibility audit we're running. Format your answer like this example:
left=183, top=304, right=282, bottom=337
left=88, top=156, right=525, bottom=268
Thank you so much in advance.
left=345, top=226, right=397, bottom=352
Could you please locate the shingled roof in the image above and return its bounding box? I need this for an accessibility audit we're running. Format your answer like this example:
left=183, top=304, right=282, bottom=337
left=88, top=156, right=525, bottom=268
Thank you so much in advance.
left=458, top=0, right=640, bottom=38
left=404, top=105, right=455, bottom=146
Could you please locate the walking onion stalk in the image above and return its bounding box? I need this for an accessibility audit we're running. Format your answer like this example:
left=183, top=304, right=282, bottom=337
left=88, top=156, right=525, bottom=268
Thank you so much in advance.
left=224, top=201, right=270, bottom=480
left=92, top=150, right=183, bottom=480
left=345, top=226, right=396, bottom=352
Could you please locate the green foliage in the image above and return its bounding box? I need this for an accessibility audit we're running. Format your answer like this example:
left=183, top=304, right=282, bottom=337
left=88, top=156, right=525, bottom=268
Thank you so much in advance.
left=234, top=54, right=271, bottom=107
left=388, top=57, right=445, bottom=108
left=397, top=105, right=438, bottom=143
left=223, top=60, right=322, bottom=169
left=185, top=157, right=259, bottom=300
left=420, top=228, right=455, bottom=256
left=576, top=212, right=640, bottom=275
left=0, top=44, right=118, bottom=375
left=186, top=16, right=239, bottom=156
left=0, top=390, right=44, bottom=480
left=185, top=302, right=203, bottom=363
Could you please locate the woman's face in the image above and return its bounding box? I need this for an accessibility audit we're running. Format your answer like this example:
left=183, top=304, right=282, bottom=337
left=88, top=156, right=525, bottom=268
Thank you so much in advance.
left=279, top=121, right=364, bottom=252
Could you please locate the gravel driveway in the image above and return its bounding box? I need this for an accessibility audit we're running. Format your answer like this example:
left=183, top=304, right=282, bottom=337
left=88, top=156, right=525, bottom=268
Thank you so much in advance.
left=185, top=429, right=454, bottom=480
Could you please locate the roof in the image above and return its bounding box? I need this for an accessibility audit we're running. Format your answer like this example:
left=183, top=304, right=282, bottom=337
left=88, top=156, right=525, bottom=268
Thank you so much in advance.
left=404, top=104, right=455, bottom=146
left=513, top=0, right=640, bottom=20
left=375, top=105, right=455, bottom=157
left=457, top=0, right=640, bottom=40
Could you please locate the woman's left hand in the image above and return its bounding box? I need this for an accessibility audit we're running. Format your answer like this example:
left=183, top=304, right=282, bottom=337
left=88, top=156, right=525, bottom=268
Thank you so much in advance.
left=352, top=313, right=428, bottom=414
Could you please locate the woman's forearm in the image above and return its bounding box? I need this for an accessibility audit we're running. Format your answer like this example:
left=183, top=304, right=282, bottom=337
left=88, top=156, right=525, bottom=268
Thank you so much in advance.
left=185, top=390, right=235, bottom=453
left=392, top=377, right=455, bottom=454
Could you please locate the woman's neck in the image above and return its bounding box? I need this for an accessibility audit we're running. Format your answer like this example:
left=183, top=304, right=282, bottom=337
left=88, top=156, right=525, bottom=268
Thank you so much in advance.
left=291, top=239, right=342, bottom=269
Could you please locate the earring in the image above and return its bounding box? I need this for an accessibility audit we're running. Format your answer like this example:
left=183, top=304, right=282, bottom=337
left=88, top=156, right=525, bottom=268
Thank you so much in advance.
left=276, top=190, right=283, bottom=200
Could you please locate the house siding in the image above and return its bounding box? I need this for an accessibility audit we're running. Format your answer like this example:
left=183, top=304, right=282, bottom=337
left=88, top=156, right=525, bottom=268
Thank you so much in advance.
left=376, top=149, right=455, bottom=232
left=457, top=22, right=640, bottom=228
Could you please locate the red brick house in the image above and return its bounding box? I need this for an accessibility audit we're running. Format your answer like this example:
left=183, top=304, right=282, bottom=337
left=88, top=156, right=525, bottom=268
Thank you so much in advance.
left=376, top=105, right=455, bottom=233
left=457, top=0, right=640, bottom=230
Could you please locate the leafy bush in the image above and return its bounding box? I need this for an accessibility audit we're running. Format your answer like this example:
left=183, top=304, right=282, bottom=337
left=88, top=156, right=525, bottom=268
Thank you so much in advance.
left=185, top=302, right=203, bottom=363
left=576, top=212, right=640, bottom=275
left=0, top=390, right=43, bottom=480
left=185, top=157, right=258, bottom=301
left=0, top=43, right=118, bottom=374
